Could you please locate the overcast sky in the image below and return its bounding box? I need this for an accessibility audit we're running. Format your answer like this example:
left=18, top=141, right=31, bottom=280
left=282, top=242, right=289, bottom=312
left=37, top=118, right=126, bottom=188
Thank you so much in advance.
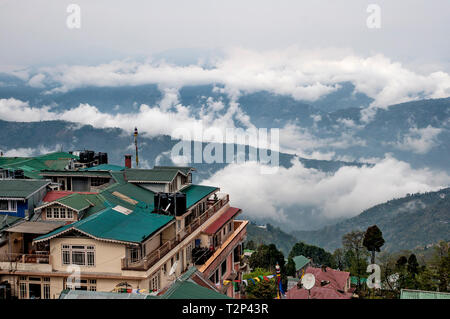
left=1, top=0, right=449, bottom=72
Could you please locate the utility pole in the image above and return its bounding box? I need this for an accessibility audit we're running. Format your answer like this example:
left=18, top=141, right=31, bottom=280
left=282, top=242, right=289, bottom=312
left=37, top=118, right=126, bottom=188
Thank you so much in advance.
left=134, top=127, right=139, bottom=168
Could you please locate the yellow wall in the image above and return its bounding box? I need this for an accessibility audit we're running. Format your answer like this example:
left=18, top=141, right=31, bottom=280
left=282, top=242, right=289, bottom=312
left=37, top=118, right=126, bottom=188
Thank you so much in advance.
left=50, top=237, right=126, bottom=273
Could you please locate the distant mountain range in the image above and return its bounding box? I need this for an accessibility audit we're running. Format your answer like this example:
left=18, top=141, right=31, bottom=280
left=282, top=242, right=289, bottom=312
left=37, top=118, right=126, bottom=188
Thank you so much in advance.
left=245, top=188, right=450, bottom=254
left=292, top=188, right=450, bottom=252
left=1, top=73, right=448, bottom=170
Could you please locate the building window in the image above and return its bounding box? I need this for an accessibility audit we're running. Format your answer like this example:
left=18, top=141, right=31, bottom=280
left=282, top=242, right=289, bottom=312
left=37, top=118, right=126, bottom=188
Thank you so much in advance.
left=53, top=207, right=60, bottom=219
left=19, top=282, right=27, bottom=299
left=47, top=206, right=75, bottom=220
left=18, top=276, right=52, bottom=299
left=60, top=207, right=66, bottom=219
left=228, top=222, right=232, bottom=232
left=64, top=278, right=97, bottom=291
left=221, top=259, right=227, bottom=278
left=0, top=200, right=17, bottom=212
left=62, top=244, right=95, bottom=267
left=150, top=272, right=160, bottom=292
left=129, top=247, right=140, bottom=263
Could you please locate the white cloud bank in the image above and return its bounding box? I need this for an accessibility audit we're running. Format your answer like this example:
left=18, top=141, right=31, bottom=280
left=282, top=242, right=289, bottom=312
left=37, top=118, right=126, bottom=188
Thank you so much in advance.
left=201, top=156, right=450, bottom=228
left=391, top=125, right=443, bottom=154
left=22, top=48, right=450, bottom=108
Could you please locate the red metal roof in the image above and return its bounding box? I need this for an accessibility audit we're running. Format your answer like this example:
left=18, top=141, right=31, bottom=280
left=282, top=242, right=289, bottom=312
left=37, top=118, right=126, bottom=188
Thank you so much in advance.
left=203, top=207, right=241, bottom=235
left=286, top=286, right=353, bottom=299
left=286, top=266, right=352, bottom=299
left=43, top=191, right=97, bottom=202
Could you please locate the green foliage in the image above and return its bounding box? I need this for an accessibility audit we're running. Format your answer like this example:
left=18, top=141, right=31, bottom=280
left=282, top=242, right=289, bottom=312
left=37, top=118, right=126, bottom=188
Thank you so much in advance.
left=363, top=225, right=385, bottom=264
left=249, top=244, right=286, bottom=272
left=243, top=268, right=277, bottom=299
left=342, top=230, right=369, bottom=290
left=244, top=278, right=277, bottom=299
left=246, top=223, right=298, bottom=256
left=331, top=248, right=345, bottom=270
left=285, top=258, right=296, bottom=277
left=243, top=268, right=272, bottom=279
left=407, top=254, right=419, bottom=274
left=288, top=241, right=332, bottom=266
left=292, top=188, right=450, bottom=252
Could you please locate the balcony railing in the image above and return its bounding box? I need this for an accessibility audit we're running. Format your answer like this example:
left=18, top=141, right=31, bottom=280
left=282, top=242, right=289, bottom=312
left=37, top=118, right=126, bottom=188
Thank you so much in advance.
left=0, top=252, right=50, bottom=264
left=180, top=194, right=229, bottom=242
left=121, top=194, right=230, bottom=271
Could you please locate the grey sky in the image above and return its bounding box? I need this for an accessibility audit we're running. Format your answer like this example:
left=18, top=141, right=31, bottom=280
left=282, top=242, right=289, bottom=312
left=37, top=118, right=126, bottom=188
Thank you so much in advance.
left=0, top=0, right=449, bottom=72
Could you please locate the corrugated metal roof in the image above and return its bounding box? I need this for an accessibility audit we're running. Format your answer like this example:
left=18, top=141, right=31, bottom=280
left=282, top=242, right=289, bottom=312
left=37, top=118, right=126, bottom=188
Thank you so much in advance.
left=59, top=289, right=156, bottom=299
left=0, top=152, right=78, bottom=179
left=6, top=221, right=65, bottom=234
left=400, top=289, right=450, bottom=299
left=292, top=255, right=310, bottom=271
left=34, top=205, right=174, bottom=244
left=153, top=166, right=194, bottom=175
left=203, top=207, right=241, bottom=235
left=180, top=185, right=219, bottom=208
left=161, top=281, right=230, bottom=299
left=40, top=170, right=112, bottom=178
left=124, top=168, right=178, bottom=183
left=0, top=179, right=49, bottom=198
left=83, top=164, right=125, bottom=171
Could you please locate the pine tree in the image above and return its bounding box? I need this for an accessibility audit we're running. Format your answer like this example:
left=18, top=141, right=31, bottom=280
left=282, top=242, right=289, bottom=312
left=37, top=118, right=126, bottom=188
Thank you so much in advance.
left=363, top=225, right=385, bottom=265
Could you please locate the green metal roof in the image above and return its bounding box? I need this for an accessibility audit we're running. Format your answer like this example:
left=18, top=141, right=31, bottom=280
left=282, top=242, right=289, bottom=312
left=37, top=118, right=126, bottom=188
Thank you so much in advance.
left=181, top=184, right=219, bottom=208
left=103, top=182, right=155, bottom=208
left=55, top=193, right=94, bottom=211
left=160, top=267, right=230, bottom=299
left=161, top=281, right=230, bottom=299
left=59, top=289, right=156, bottom=299
left=0, top=152, right=78, bottom=179
left=40, top=170, right=112, bottom=178
left=34, top=205, right=174, bottom=244
left=0, top=179, right=50, bottom=199
left=124, top=168, right=178, bottom=183
left=350, top=276, right=367, bottom=285
left=153, top=166, right=194, bottom=175
left=400, top=289, right=450, bottom=299
left=83, top=164, right=125, bottom=172
left=292, top=255, right=311, bottom=271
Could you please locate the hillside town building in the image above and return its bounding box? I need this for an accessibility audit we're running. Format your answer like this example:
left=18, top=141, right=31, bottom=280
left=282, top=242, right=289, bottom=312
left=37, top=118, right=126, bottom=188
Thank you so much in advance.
left=0, top=151, right=247, bottom=299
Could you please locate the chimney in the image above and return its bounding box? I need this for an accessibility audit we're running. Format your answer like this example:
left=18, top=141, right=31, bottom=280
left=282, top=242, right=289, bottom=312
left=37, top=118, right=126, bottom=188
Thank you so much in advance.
left=124, top=154, right=132, bottom=168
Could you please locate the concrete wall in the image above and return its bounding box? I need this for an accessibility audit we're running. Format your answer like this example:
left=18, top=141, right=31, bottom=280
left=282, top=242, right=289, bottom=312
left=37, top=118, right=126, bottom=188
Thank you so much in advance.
left=50, top=237, right=126, bottom=274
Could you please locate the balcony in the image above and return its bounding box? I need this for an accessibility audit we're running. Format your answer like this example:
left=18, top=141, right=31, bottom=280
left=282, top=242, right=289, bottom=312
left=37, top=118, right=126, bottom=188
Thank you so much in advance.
left=197, top=220, right=248, bottom=276
left=0, top=252, right=50, bottom=264
left=0, top=251, right=52, bottom=272
left=121, top=194, right=230, bottom=271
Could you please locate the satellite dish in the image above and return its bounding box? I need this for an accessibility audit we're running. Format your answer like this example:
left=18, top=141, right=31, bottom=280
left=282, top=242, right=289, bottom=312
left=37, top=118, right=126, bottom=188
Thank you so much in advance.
left=301, top=273, right=315, bottom=290
left=169, top=261, right=178, bottom=276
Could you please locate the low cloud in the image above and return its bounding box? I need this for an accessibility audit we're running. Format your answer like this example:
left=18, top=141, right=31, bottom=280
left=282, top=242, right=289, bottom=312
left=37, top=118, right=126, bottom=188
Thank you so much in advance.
left=202, top=156, right=450, bottom=229
left=390, top=125, right=443, bottom=154
left=20, top=48, right=450, bottom=108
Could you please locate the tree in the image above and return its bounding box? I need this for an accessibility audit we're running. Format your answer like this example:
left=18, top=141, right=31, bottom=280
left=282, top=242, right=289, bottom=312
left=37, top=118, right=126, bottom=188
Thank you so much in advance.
left=288, top=241, right=332, bottom=266
left=245, top=240, right=256, bottom=250
left=396, top=256, right=408, bottom=270
left=249, top=244, right=285, bottom=272
left=332, top=248, right=345, bottom=270
left=342, top=230, right=368, bottom=291
left=285, top=258, right=296, bottom=277
left=243, top=268, right=277, bottom=299
left=431, top=241, right=449, bottom=292
left=363, top=225, right=385, bottom=265
left=248, top=244, right=288, bottom=291
left=407, top=254, right=419, bottom=275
